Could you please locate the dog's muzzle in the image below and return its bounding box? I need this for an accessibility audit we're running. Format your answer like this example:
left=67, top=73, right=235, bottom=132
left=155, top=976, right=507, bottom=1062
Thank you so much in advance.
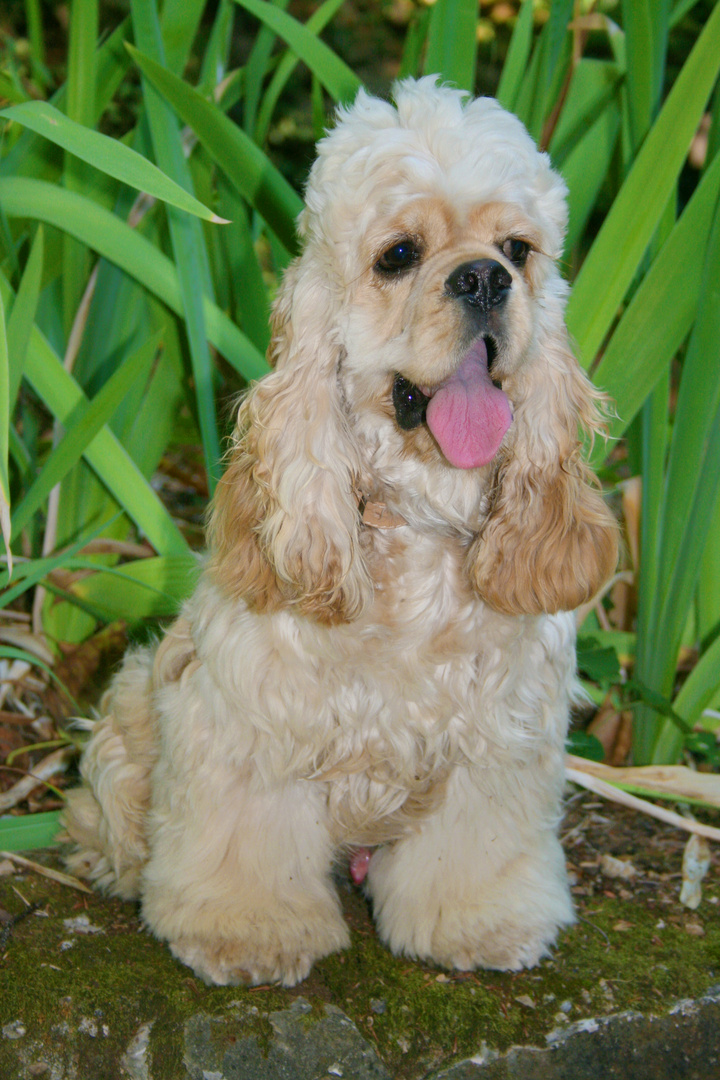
left=445, top=259, right=512, bottom=322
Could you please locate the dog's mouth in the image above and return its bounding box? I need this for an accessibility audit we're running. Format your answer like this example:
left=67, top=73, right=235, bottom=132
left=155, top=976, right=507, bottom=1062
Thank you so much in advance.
left=392, top=337, right=512, bottom=469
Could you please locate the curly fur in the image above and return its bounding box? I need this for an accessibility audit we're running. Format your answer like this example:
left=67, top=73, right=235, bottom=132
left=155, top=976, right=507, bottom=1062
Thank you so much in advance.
left=63, top=78, right=618, bottom=987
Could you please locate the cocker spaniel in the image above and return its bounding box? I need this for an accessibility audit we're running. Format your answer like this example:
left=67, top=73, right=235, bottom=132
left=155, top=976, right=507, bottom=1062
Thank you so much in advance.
left=64, top=77, right=618, bottom=987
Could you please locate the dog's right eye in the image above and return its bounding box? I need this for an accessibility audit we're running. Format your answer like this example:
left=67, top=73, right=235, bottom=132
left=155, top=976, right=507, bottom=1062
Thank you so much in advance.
left=375, top=239, right=422, bottom=275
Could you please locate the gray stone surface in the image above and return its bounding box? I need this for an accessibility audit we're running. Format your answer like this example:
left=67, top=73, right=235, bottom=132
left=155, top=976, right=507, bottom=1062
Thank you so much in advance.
left=183, top=998, right=392, bottom=1080
left=4, top=988, right=720, bottom=1078
left=434, top=986, right=720, bottom=1080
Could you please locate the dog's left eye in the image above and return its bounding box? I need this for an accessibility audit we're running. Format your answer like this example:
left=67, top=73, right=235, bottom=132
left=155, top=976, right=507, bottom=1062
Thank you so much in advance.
left=501, top=238, right=531, bottom=268
left=375, top=238, right=422, bottom=275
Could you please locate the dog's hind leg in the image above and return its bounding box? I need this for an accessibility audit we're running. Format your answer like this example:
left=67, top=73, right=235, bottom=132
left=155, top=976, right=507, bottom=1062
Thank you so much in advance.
left=63, top=618, right=194, bottom=899
left=63, top=647, right=157, bottom=898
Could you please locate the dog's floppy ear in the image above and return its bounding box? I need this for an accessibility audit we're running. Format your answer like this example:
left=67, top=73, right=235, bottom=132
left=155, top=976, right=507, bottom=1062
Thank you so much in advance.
left=208, top=258, right=372, bottom=624
left=468, top=328, right=618, bottom=616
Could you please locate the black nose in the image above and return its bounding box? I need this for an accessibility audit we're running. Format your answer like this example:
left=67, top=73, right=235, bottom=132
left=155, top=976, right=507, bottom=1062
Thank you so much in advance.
left=445, top=259, right=512, bottom=310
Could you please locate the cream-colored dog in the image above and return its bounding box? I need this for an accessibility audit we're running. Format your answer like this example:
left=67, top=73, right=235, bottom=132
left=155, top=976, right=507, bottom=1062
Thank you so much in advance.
left=64, top=77, right=618, bottom=987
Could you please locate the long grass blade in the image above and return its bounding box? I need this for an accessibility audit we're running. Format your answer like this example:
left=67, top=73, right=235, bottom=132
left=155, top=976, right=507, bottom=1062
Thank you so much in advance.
left=244, top=0, right=290, bottom=134
left=637, top=192, right=720, bottom=763
left=6, top=225, right=44, bottom=409
left=0, top=102, right=228, bottom=223
left=496, top=0, right=535, bottom=113
left=231, top=0, right=361, bottom=106
left=0, top=19, right=133, bottom=185
left=159, top=0, right=206, bottom=76
left=0, top=291, right=10, bottom=574
left=0, top=812, right=62, bottom=853
left=127, top=43, right=302, bottom=253
left=69, top=554, right=201, bottom=620
left=62, top=0, right=99, bottom=340
left=566, top=0, right=720, bottom=365
left=423, top=0, right=478, bottom=93
left=652, top=200, right=720, bottom=659
left=398, top=6, right=432, bottom=80
left=590, top=151, right=720, bottom=459
left=11, top=332, right=163, bottom=539
left=254, top=0, right=348, bottom=144
left=0, top=276, right=190, bottom=558
left=130, top=0, right=221, bottom=492
left=0, top=179, right=268, bottom=382
left=696, top=493, right=720, bottom=648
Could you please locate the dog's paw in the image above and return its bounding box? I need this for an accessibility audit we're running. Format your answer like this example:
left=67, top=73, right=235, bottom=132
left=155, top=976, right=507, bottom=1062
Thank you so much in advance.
left=167, top=910, right=350, bottom=987
left=425, top=905, right=573, bottom=972
left=369, top=838, right=574, bottom=974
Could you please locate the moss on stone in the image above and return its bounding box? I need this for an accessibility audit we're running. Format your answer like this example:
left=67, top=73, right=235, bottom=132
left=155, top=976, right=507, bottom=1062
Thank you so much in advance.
left=1, top=857, right=719, bottom=1079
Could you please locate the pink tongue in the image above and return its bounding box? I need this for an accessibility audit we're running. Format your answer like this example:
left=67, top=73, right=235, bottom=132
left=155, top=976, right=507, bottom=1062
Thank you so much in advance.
left=426, top=340, right=512, bottom=469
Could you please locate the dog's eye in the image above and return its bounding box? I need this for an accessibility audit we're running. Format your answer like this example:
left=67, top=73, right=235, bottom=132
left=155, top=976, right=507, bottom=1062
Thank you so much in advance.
left=501, top=238, right=531, bottom=268
left=375, top=239, right=422, bottom=275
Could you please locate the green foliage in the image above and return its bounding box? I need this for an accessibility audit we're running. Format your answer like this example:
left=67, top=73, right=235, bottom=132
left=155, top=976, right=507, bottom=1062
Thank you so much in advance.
left=0, top=0, right=718, bottom=857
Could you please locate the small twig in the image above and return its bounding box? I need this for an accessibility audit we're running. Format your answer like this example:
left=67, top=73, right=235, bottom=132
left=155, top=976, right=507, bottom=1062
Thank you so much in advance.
left=0, top=747, right=71, bottom=812
left=0, top=901, right=40, bottom=952
left=576, top=571, right=634, bottom=628
left=565, top=766, right=720, bottom=842
left=0, top=851, right=92, bottom=894
left=575, top=913, right=611, bottom=947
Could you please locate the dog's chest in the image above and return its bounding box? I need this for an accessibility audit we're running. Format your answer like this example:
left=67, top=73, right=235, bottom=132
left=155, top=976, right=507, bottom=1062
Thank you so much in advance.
left=297, top=552, right=575, bottom=843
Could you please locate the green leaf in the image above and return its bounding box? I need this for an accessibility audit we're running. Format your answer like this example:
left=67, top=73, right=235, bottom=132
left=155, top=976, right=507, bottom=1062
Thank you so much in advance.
left=423, top=0, right=478, bottom=93
left=626, top=679, right=691, bottom=735
left=567, top=0, right=720, bottom=366
left=0, top=812, right=62, bottom=852
left=638, top=190, right=720, bottom=765
left=0, top=514, right=121, bottom=605
left=590, top=151, right=720, bottom=456
left=550, top=59, right=623, bottom=167
left=566, top=731, right=605, bottom=762
left=126, top=42, right=303, bottom=254
left=130, top=0, right=221, bottom=491
left=0, top=102, right=229, bottom=225
left=0, top=275, right=190, bottom=559
left=0, top=178, right=268, bottom=382
left=576, top=641, right=622, bottom=685
left=398, top=6, right=432, bottom=81
left=231, top=0, right=361, bottom=106
left=675, top=633, right=720, bottom=729
left=243, top=0, right=290, bottom=133
left=254, top=0, right=348, bottom=144
left=11, top=331, right=163, bottom=539
left=0, top=19, right=133, bottom=185
left=0, top=291, right=10, bottom=575
left=69, top=554, right=201, bottom=620
left=6, top=225, right=44, bottom=410
left=63, top=0, right=99, bottom=339
left=496, top=0, right=535, bottom=113
left=160, top=0, right=207, bottom=77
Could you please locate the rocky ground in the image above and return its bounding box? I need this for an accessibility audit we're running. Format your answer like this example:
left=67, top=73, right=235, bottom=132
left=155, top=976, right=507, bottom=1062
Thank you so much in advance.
left=1, top=789, right=719, bottom=1079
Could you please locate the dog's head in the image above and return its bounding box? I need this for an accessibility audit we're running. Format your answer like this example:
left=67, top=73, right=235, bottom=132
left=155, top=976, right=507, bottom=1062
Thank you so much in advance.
left=209, top=77, right=618, bottom=622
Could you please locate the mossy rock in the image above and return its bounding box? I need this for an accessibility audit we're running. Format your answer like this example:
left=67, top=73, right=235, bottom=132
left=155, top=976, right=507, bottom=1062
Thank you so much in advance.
left=1, top=802, right=720, bottom=1080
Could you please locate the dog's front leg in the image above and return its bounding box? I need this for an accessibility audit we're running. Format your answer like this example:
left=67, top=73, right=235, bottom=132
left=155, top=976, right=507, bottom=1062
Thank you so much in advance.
left=366, top=754, right=574, bottom=972
left=140, top=749, right=348, bottom=987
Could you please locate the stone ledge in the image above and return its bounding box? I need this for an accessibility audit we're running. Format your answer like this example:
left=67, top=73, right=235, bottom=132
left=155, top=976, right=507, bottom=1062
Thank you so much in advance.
left=5, top=990, right=720, bottom=1079
left=435, top=986, right=720, bottom=1080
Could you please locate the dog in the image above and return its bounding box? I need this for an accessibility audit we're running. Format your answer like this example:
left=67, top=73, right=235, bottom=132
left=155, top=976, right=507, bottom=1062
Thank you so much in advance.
left=63, top=77, right=618, bottom=987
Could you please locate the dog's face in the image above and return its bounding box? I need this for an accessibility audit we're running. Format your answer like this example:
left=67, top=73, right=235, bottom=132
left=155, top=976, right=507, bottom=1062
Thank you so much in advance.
left=296, top=82, right=571, bottom=482
left=342, top=197, right=542, bottom=473
left=209, top=79, right=618, bottom=622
